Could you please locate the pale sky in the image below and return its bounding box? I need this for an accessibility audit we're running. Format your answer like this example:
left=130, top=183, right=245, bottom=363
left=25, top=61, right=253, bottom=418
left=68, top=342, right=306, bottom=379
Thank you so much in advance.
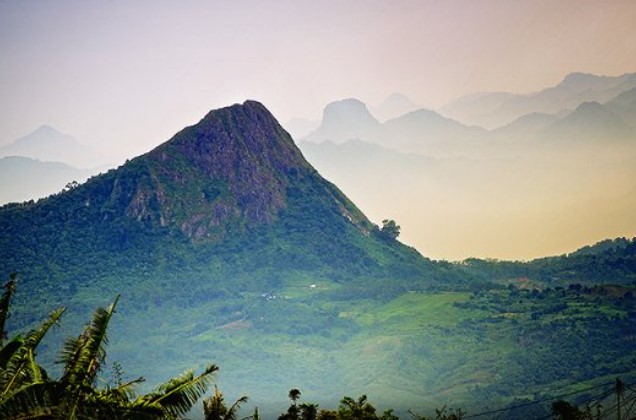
left=1, top=0, right=635, bottom=158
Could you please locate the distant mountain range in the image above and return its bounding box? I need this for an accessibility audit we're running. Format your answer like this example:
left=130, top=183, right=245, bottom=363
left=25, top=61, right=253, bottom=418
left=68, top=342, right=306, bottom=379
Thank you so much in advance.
left=0, top=126, right=118, bottom=204
left=0, top=125, right=114, bottom=168
left=303, top=73, right=636, bottom=159
left=299, top=73, right=636, bottom=259
left=0, top=156, right=98, bottom=204
left=440, top=72, right=636, bottom=129
left=5, top=73, right=636, bottom=259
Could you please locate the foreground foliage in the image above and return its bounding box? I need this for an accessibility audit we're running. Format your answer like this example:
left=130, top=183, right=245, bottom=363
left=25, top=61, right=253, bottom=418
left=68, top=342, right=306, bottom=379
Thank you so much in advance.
left=0, top=277, right=216, bottom=419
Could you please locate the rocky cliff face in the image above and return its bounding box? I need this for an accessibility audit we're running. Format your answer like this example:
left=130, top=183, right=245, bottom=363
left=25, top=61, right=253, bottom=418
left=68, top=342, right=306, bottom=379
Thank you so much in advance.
left=5, top=101, right=372, bottom=242
left=122, top=101, right=312, bottom=238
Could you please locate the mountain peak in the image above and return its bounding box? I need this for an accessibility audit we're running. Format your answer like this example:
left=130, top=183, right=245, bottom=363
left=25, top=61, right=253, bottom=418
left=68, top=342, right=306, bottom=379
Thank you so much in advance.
left=33, top=124, right=62, bottom=136
left=373, top=93, right=418, bottom=121
left=322, top=98, right=378, bottom=125
left=163, top=99, right=312, bottom=178
left=304, top=98, right=380, bottom=142
left=43, top=101, right=371, bottom=241
left=0, top=124, right=109, bottom=168
left=118, top=100, right=316, bottom=237
left=201, top=100, right=271, bottom=122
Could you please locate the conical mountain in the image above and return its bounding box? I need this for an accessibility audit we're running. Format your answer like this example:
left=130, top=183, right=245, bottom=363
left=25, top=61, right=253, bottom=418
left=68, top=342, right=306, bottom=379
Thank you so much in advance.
left=1, top=100, right=459, bottom=332
left=0, top=100, right=475, bottom=407
left=97, top=99, right=371, bottom=240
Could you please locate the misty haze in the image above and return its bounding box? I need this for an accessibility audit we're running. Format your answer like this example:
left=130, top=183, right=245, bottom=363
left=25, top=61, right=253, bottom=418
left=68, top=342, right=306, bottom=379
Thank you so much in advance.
left=1, top=1, right=636, bottom=419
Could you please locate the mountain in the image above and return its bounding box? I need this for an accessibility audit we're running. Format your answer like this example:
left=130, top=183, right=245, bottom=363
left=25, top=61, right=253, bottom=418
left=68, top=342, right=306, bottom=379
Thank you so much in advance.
left=540, top=100, right=635, bottom=143
left=605, top=87, right=636, bottom=130
left=1, top=101, right=473, bottom=410
left=303, top=98, right=381, bottom=143
left=463, top=237, right=636, bottom=286
left=1, top=101, right=443, bottom=286
left=379, top=108, right=487, bottom=156
left=0, top=156, right=98, bottom=204
left=492, top=112, right=560, bottom=140
left=299, top=86, right=636, bottom=260
left=0, top=125, right=113, bottom=168
left=438, top=91, right=516, bottom=130
left=440, top=72, right=636, bottom=129
left=372, top=93, right=419, bottom=122
left=304, top=99, right=488, bottom=158
left=3, top=100, right=635, bottom=415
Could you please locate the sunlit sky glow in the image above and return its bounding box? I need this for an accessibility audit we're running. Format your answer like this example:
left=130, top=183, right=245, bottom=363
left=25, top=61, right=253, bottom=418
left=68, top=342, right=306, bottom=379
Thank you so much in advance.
left=2, top=0, right=635, bottom=156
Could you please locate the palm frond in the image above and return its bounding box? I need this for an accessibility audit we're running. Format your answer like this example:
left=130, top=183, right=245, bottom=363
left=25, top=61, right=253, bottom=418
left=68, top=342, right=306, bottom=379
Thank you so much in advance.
left=82, top=388, right=164, bottom=420
left=138, top=364, right=218, bottom=417
left=0, top=382, right=62, bottom=420
left=59, top=296, right=119, bottom=389
left=0, top=336, right=23, bottom=370
left=99, top=376, right=145, bottom=405
left=203, top=386, right=227, bottom=420
left=225, top=394, right=249, bottom=420
left=0, top=275, right=17, bottom=346
left=1, top=308, right=65, bottom=398
left=22, top=308, right=65, bottom=352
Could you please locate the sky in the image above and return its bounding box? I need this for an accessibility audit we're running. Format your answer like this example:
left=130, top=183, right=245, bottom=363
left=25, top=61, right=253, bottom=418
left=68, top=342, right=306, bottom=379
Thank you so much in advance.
left=1, top=0, right=636, bottom=260
left=1, top=0, right=635, bottom=157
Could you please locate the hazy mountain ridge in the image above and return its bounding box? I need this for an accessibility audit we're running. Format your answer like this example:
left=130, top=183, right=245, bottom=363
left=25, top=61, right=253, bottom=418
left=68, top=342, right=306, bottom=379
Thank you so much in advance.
left=0, top=156, right=99, bottom=204
left=299, top=75, right=636, bottom=260
left=0, top=125, right=114, bottom=168
left=303, top=98, right=487, bottom=158
left=371, top=93, right=420, bottom=122
left=440, top=72, right=636, bottom=129
left=540, top=100, right=635, bottom=143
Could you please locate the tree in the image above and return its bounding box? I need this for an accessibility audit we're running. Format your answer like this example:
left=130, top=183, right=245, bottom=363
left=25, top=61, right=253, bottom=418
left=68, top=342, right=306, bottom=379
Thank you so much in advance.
left=279, top=388, right=303, bottom=420
left=409, top=407, right=465, bottom=420
left=0, top=274, right=16, bottom=345
left=299, top=402, right=319, bottom=420
left=551, top=400, right=588, bottom=420
left=289, top=388, right=302, bottom=405
left=337, top=395, right=377, bottom=420
left=379, top=220, right=400, bottom=241
left=316, top=410, right=338, bottom=420
left=0, top=278, right=218, bottom=419
left=203, top=385, right=249, bottom=420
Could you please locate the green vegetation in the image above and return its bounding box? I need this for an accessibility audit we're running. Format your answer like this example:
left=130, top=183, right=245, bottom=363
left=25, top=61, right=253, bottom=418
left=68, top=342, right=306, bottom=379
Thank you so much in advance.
left=1, top=101, right=635, bottom=416
left=3, top=262, right=636, bottom=418
left=461, top=237, right=636, bottom=286
left=0, top=278, right=218, bottom=419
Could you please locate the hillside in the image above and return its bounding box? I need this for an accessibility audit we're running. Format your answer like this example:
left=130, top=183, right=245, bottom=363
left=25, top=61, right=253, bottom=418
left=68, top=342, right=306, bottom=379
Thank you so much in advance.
left=2, top=101, right=464, bottom=310
left=462, top=237, right=636, bottom=287
left=1, top=101, right=635, bottom=416
left=0, top=101, right=479, bottom=409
